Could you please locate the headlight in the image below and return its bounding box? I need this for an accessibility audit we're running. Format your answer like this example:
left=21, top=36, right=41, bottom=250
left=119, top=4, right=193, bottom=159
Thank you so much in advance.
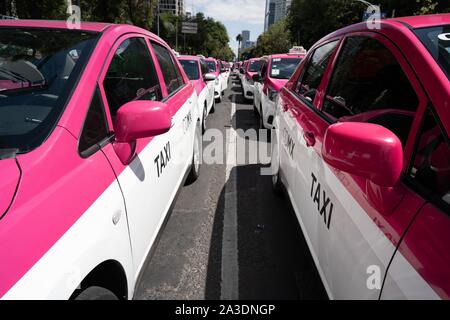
left=268, top=86, right=278, bottom=102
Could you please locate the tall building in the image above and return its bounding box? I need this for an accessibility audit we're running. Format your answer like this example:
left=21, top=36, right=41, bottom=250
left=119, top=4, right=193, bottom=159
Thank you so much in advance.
left=264, top=0, right=276, bottom=32
left=265, top=0, right=291, bottom=31
left=241, top=30, right=250, bottom=50
left=158, top=0, right=185, bottom=16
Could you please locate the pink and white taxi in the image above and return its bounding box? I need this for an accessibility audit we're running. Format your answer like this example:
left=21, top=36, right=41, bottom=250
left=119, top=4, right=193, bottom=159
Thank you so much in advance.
left=253, top=52, right=305, bottom=129
left=0, top=20, right=202, bottom=299
left=272, top=14, right=450, bottom=299
left=241, top=58, right=263, bottom=101
left=205, top=57, right=225, bottom=103
left=178, top=55, right=216, bottom=133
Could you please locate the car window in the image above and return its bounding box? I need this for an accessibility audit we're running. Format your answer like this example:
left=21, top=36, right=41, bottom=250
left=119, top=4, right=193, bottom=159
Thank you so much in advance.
left=206, top=60, right=217, bottom=73
left=414, top=25, right=450, bottom=80
left=200, top=60, right=209, bottom=75
left=151, top=42, right=184, bottom=95
left=295, top=40, right=339, bottom=103
left=0, top=27, right=99, bottom=154
left=179, top=59, right=200, bottom=81
left=249, top=60, right=262, bottom=72
left=103, top=37, right=161, bottom=121
left=410, top=109, right=450, bottom=209
left=322, top=36, right=419, bottom=147
left=270, top=58, right=301, bottom=79
left=78, top=88, right=109, bottom=156
left=260, top=61, right=268, bottom=79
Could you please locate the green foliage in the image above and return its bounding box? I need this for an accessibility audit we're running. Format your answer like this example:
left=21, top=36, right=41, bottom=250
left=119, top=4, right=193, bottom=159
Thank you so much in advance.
left=287, top=0, right=450, bottom=49
left=254, top=19, right=292, bottom=56
left=14, top=0, right=68, bottom=20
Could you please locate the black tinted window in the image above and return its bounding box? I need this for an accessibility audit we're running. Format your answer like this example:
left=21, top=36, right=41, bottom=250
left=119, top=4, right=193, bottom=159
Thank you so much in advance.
left=295, top=41, right=338, bottom=103
left=152, top=43, right=183, bottom=95
left=0, top=28, right=99, bottom=153
left=322, top=37, right=419, bottom=146
left=179, top=59, right=200, bottom=80
left=79, top=88, right=109, bottom=156
left=200, top=60, right=209, bottom=75
left=104, top=37, right=161, bottom=120
left=249, top=60, right=262, bottom=72
left=270, top=58, right=301, bottom=79
left=410, top=109, right=450, bottom=209
left=206, top=60, right=217, bottom=73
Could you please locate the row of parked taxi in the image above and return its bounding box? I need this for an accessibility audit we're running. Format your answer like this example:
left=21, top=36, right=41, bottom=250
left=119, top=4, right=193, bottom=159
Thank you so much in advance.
left=234, top=14, right=450, bottom=300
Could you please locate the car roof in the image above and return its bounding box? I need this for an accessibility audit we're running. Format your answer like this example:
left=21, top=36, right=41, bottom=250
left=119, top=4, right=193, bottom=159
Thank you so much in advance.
left=270, top=53, right=305, bottom=59
left=178, top=55, right=201, bottom=61
left=391, top=13, right=450, bottom=29
left=0, top=19, right=112, bottom=32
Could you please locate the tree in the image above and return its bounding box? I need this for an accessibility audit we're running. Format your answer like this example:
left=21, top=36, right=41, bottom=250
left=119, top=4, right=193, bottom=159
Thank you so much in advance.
left=14, top=0, right=68, bottom=19
left=287, top=0, right=450, bottom=49
left=255, top=19, right=292, bottom=56
left=236, top=34, right=243, bottom=58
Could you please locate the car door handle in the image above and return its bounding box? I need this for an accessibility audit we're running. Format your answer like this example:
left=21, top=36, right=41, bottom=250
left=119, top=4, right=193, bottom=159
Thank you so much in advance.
left=303, top=131, right=316, bottom=147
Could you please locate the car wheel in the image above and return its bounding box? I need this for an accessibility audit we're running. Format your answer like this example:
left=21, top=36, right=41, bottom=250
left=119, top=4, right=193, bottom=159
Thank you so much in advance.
left=216, top=94, right=222, bottom=103
left=74, top=286, right=119, bottom=300
left=271, top=131, right=283, bottom=196
left=202, top=106, right=207, bottom=134
left=186, top=124, right=201, bottom=184
left=210, top=98, right=216, bottom=114
left=259, top=105, right=265, bottom=129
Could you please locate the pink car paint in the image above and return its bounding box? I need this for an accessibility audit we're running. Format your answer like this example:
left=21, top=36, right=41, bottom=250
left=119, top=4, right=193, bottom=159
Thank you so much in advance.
left=279, top=13, right=450, bottom=298
left=0, top=20, right=194, bottom=298
left=263, top=54, right=305, bottom=94
left=322, top=122, right=404, bottom=188
left=114, top=101, right=172, bottom=143
left=178, top=55, right=206, bottom=95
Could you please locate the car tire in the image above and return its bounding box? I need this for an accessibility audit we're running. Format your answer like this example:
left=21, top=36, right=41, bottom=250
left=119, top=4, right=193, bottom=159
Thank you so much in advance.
left=186, top=124, right=201, bottom=185
left=202, top=106, right=207, bottom=134
left=74, top=286, right=119, bottom=300
left=210, top=98, right=216, bottom=114
left=259, top=105, right=265, bottom=129
left=216, top=94, right=222, bottom=103
left=271, top=133, right=283, bottom=196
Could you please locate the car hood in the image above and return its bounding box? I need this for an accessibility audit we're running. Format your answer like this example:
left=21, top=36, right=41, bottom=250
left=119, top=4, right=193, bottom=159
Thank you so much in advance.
left=0, top=158, right=21, bottom=219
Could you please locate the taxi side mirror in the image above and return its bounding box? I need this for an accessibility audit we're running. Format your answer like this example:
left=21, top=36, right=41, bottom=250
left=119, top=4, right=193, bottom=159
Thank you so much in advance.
left=322, top=122, right=403, bottom=188
left=204, top=73, right=216, bottom=82
left=113, top=100, right=171, bottom=164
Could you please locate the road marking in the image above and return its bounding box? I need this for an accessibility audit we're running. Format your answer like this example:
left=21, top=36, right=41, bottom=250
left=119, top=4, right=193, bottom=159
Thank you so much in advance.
left=221, top=101, right=239, bottom=300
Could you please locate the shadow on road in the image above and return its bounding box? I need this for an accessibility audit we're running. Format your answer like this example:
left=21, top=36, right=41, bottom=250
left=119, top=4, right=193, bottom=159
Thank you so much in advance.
left=205, top=164, right=327, bottom=299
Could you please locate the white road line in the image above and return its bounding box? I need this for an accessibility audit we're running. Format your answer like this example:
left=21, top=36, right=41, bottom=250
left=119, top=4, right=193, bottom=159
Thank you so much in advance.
left=221, top=102, right=239, bottom=300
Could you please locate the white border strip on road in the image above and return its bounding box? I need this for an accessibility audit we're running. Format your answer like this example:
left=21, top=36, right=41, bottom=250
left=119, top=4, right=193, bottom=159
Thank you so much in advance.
left=221, top=102, right=239, bottom=300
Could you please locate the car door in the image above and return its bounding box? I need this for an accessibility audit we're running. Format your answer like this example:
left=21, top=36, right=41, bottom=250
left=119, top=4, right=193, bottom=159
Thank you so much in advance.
left=254, top=60, right=267, bottom=109
left=292, top=34, right=430, bottom=299
left=278, top=40, right=340, bottom=292
left=96, top=34, right=190, bottom=278
left=201, top=59, right=214, bottom=112
left=381, top=108, right=450, bottom=299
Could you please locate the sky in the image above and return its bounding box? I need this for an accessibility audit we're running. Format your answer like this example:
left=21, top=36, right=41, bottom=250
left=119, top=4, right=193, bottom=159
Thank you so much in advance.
left=188, top=0, right=266, bottom=56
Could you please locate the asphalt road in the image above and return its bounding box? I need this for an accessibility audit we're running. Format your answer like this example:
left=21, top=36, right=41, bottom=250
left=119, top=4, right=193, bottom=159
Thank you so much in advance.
left=135, top=74, right=327, bottom=300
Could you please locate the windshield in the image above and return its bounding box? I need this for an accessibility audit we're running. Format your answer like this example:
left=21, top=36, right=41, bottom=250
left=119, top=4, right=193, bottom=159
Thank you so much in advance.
left=270, top=58, right=301, bottom=79
left=414, top=25, right=450, bottom=80
left=206, top=60, right=217, bottom=73
left=248, top=60, right=262, bottom=72
left=0, top=27, right=99, bottom=153
left=179, top=60, right=200, bottom=80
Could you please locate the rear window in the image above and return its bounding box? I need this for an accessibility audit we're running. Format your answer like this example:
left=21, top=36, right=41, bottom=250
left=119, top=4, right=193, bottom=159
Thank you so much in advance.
left=206, top=60, right=217, bottom=73
left=248, top=60, right=262, bottom=72
left=270, top=58, right=301, bottom=79
left=414, top=25, right=450, bottom=80
left=179, top=59, right=200, bottom=80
